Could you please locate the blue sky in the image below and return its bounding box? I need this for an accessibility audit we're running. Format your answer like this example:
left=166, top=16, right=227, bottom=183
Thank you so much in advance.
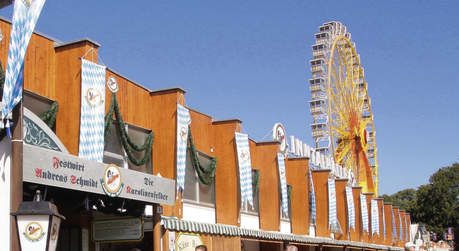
left=1, top=1, right=458, bottom=195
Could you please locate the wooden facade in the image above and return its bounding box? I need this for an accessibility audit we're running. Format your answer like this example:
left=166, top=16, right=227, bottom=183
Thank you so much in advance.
left=1, top=17, right=411, bottom=251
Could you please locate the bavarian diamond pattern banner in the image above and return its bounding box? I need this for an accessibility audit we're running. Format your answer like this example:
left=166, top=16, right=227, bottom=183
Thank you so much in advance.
left=382, top=203, right=386, bottom=239
left=176, top=104, right=191, bottom=197
left=309, top=169, right=316, bottom=225
left=78, top=59, right=106, bottom=162
left=277, top=153, right=289, bottom=217
left=345, top=186, right=355, bottom=231
left=405, top=216, right=409, bottom=241
left=399, top=213, right=403, bottom=240
left=235, top=132, right=254, bottom=209
left=360, top=194, right=369, bottom=232
left=1, top=0, right=46, bottom=129
left=328, top=178, right=342, bottom=234
left=371, top=199, right=380, bottom=235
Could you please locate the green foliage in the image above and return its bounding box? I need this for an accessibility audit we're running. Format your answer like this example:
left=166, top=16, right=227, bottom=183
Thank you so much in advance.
left=104, top=94, right=154, bottom=166
left=39, top=101, right=58, bottom=128
left=381, top=188, right=417, bottom=211
left=410, top=163, right=459, bottom=240
left=188, top=125, right=217, bottom=185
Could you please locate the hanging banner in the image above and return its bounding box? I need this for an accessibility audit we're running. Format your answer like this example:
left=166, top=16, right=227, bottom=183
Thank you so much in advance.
left=399, top=213, right=403, bottom=240
left=382, top=203, right=386, bottom=239
left=78, top=59, right=106, bottom=162
left=405, top=216, right=409, bottom=241
left=1, top=0, right=46, bottom=130
left=345, top=186, right=355, bottom=231
left=176, top=104, right=191, bottom=197
left=277, top=153, right=289, bottom=217
left=309, top=169, right=316, bottom=225
left=371, top=199, right=380, bottom=235
left=328, top=178, right=342, bottom=234
left=235, top=132, right=254, bottom=209
left=360, top=194, right=369, bottom=232
left=392, top=210, right=397, bottom=239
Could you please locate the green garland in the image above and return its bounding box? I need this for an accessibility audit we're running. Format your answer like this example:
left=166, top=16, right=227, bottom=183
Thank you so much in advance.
left=252, top=169, right=260, bottom=195
left=104, top=94, right=154, bottom=166
left=39, top=101, right=58, bottom=128
left=188, top=125, right=217, bottom=185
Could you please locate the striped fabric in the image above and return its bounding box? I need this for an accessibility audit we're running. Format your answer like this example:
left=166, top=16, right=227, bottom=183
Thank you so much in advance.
left=235, top=132, right=254, bottom=209
left=392, top=210, right=397, bottom=239
left=277, top=153, right=289, bottom=217
left=78, top=59, right=106, bottom=162
left=405, top=216, right=409, bottom=241
left=382, top=203, right=386, bottom=239
left=309, top=169, right=316, bottom=225
left=360, top=194, right=369, bottom=232
left=1, top=0, right=46, bottom=129
left=371, top=199, right=380, bottom=235
left=345, top=186, right=356, bottom=230
left=328, top=178, right=342, bottom=234
left=399, top=213, right=403, bottom=240
left=176, top=104, right=191, bottom=197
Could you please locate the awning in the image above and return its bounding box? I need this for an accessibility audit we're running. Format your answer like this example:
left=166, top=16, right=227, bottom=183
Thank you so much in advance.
left=161, top=217, right=403, bottom=251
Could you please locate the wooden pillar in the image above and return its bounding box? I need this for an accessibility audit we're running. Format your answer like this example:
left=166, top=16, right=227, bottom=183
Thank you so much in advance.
left=285, top=157, right=309, bottom=235
left=383, top=203, right=393, bottom=246
left=350, top=187, right=362, bottom=242
left=311, top=169, right=331, bottom=238
left=212, top=119, right=242, bottom=226
left=406, top=213, right=411, bottom=243
left=375, top=198, right=384, bottom=245
left=10, top=103, right=23, bottom=251
left=363, top=193, right=374, bottom=243
left=153, top=204, right=162, bottom=251
left=335, top=178, right=348, bottom=240
left=392, top=207, right=400, bottom=247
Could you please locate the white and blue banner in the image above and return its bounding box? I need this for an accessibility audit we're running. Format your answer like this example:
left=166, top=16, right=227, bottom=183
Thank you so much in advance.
left=235, top=132, right=254, bottom=209
left=360, top=194, right=369, bottom=232
left=328, top=178, right=342, bottom=234
left=78, top=59, right=106, bottom=162
left=371, top=199, right=380, bottom=235
left=345, top=186, right=355, bottom=231
left=405, top=216, right=409, bottom=241
left=176, top=104, right=191, bottom=197
left=309, top=169, right=316, bottom=224
left=1, top=0, right=46, bottom=132
left=277, top=153, right=289, bottom=217
left=382, top=203, right=386, bottom=239
left=392, top=210, right=397, bottom=239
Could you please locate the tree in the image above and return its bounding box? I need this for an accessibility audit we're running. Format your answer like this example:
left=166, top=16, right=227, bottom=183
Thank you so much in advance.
left=381, top=188, right=417, bottom=211
left=410, top=163, right=459, bottom=241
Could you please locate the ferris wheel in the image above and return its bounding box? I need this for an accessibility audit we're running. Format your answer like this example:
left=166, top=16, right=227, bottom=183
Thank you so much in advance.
left=308, top=21, right=378, bottom=195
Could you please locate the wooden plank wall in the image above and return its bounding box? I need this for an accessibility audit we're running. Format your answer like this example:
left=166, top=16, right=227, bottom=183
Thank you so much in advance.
left=376, top=198, right=384, bottom=245
left=285, top=157, right=309, bottom=235
left=335, top=179, right=348, bottom=240
left=363, top=193, right=374, bottom=243
left=255, top=141, right=280, bottom=231
left=311, top=169, right=331, bottom=238
left=384, top=203, right=393, bottom=246
left=351, top=187, right=362, bottom=242
left=393, top=207, right=401, bottom=247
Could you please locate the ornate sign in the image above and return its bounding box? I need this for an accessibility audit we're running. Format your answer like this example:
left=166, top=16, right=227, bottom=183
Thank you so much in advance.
left=175, top=233, right=203, bottom=251
left=272, top=123, right=287, bottom=155
left=24, top=222, right=45, bottom=242
left=85, top=88, right=104, bottom=107
left=23, top=144, right=175, bottom=205
left=106, top=76, right=119, bottom=93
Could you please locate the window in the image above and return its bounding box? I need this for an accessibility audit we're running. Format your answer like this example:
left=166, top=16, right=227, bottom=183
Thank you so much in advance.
left=23, top=90, right=55, bottom=130
left=103, top=120, right=152, bottom=174
left=241, top=169, right=260, bottom=215
left=183, top=149, right=216, bottom=206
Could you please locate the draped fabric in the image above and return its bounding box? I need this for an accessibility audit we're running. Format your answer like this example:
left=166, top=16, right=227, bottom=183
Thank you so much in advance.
left=345, top=186, right=356, bottom=230
left=1, top=0, right=46, bottom=131
left=309, top=169, right=316, bottom=225
left=235, top=132, right=254, bottom=209
left=360, top=194, right=369, bottom=232
left=277, top=153, right=289, bottom=217
left=371, top=199, right=380, bottom=235
left=328, top=178, right=342, bottom=234
left=78, top=59, right=106, bottom=162
left=382, top=203, right=386, bottom=239
left=176, top=104, right=191, bottom=197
